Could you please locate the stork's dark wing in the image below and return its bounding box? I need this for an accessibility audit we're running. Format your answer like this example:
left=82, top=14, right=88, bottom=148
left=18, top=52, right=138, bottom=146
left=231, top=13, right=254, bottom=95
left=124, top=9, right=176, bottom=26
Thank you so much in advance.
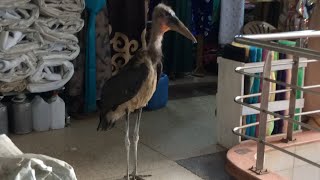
left=99, top=56, right=149, bottom=112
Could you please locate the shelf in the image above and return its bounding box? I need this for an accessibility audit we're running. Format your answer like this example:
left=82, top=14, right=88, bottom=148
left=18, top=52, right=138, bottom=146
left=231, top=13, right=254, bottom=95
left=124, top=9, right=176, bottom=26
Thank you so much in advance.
left=216, top=57, right=306, bottom=148
left=0, top=87, right=65, bottom=97
left=248, top=0, right=277, bottom=3
left=242, top=99, right=305, bottom=116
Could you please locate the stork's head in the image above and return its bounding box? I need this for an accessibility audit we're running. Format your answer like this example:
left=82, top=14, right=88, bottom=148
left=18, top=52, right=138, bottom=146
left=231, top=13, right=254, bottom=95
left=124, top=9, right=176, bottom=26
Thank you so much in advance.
left=152, top=3, right=197, bottom=43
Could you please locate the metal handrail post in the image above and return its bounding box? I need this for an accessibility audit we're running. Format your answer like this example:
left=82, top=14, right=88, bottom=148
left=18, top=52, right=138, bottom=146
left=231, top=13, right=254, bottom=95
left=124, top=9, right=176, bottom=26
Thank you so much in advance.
left=286, top=38, right=303, bottom=141
left=235, top=37, right=320, bottom=60
left=256, top=52, right=272, bottom=171
left=236, top=30, right=320, bottom=41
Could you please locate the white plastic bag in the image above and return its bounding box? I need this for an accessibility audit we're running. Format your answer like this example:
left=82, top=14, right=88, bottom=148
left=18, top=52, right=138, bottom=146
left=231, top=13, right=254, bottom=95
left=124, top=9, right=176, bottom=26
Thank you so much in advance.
left=0, top=154, right=77, bottom=180
left=0, top=53, right=37, bottom=83
left=27, top=60, right=74, bottom=92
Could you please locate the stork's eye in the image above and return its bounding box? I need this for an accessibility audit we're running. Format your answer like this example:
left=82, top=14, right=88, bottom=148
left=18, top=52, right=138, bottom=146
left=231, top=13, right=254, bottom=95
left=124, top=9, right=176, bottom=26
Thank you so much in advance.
left=164, top=11, right=171, bottom=17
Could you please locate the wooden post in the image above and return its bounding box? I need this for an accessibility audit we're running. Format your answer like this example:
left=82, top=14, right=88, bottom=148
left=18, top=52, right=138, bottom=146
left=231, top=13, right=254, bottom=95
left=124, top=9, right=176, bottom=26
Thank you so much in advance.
left=192, top=35, right=206, bottom=77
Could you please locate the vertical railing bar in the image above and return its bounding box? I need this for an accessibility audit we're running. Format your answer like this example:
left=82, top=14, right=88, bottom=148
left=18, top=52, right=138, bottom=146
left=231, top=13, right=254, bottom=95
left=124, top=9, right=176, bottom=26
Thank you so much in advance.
left=256, top=52, right=272, bottom=170
left=286, top=39, right=302, bottom=141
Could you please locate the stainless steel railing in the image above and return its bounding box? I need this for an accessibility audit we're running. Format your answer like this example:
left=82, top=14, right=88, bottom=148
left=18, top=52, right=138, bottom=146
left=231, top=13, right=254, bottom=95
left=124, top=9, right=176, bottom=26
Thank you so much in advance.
left=232, top=30, right=320, bottom=174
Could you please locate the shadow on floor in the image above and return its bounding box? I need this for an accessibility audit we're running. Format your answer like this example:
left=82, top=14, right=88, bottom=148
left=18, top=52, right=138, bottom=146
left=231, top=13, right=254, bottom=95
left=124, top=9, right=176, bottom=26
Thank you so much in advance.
left=176, top=151, right=234, bottom=180
left=169, top=83, right=217, bottom=100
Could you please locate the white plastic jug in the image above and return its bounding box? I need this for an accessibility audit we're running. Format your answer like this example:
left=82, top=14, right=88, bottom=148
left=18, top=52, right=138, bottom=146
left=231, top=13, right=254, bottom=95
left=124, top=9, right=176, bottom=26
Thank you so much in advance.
left=32, top=95, right=50, bottom=131
left=11, top=94, right=32, bottom=134
left=0, top=96, right=8, bottom=135
left=48, top=94, right=65, bottom=130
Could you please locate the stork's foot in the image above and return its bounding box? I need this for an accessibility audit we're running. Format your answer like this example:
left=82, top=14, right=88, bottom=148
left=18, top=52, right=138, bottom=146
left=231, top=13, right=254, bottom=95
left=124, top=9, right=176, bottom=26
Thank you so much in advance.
left=124, top=174, right=151, bottom=180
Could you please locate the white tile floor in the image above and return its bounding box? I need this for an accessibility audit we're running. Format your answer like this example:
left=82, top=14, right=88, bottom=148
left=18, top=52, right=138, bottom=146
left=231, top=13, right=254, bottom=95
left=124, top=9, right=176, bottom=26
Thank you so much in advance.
left=10, top=95, right=221, bottom=180
left=267, top=141, right=320, bottom=180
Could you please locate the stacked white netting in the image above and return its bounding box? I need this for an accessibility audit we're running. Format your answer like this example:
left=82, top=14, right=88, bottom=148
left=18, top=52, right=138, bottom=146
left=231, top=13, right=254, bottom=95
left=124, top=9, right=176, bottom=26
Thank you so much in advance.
left=0, top=0, right=84, bottom=93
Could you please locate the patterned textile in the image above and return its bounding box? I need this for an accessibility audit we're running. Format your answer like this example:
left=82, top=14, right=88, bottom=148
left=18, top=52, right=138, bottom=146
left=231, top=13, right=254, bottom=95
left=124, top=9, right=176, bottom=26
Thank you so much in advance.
left=67, top=0, right=146, bottom=114
left=96, top=7, right=112, bottom=99
left=191, top=0, right=213, bottom=37
left=67, top=11, right=87, bottom=98
left=0, top=80, right=27, bottom=93
left=107, top=0, right=146, bottom=76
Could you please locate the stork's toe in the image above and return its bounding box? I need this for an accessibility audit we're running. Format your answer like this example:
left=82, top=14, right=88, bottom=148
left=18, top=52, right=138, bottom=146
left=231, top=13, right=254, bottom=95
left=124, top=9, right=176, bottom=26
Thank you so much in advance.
left=124, top=174, right=152, bottom=180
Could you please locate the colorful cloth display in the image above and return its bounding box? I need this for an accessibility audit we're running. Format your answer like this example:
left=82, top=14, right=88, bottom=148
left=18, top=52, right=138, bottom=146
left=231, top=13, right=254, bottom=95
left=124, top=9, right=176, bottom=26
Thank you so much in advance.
left=223, top=40, right=305, bottom=137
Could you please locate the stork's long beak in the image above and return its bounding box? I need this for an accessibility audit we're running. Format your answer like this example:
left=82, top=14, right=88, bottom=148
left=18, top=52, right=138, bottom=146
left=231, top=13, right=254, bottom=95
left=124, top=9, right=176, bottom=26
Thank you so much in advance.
left=168, top=16, right=197, bottom=43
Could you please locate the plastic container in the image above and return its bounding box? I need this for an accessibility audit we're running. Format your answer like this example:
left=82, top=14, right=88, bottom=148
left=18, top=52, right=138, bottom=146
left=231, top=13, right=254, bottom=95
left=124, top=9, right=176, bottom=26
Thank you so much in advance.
left=48, top=94, right=65, bottom=129
left=11, top=94, right=32, bottom=134
left=146, top=73, right=169, bottom=110
left=32, top=95, right=50, bottom=131
left=0, top=96, right=8, bottom=135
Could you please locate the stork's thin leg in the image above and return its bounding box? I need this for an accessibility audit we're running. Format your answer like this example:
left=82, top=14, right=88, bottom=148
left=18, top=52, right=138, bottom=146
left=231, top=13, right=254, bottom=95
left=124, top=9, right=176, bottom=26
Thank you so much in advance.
left=133, top=108, right=142, bottom=176
left=129, top=109, right=151, bottom=180
left=125, top=110, right=130, bottom=180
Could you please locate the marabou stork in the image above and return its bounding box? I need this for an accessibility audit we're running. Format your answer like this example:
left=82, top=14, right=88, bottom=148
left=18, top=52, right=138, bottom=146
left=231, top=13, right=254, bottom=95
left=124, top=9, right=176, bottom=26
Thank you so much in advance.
left=98, top=3, right=197, bottom=180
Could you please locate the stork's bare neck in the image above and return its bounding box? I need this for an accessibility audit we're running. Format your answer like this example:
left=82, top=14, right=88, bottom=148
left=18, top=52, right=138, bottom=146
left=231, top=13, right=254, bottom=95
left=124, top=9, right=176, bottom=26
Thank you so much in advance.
left=147, top=22, right=164, bottom=64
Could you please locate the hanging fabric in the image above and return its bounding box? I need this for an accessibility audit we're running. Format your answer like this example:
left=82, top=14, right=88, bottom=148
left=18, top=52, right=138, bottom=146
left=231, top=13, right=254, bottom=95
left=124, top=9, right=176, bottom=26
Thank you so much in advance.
left=250, top=48, right=263, bottom=137
left=255, top=50, right=276, bottom=137
left=278, top=40, right=294, bottom=133
left=219, top=0, right=245, bottom=45
left=280, top=40, right=303, bottom=131
left=84, top=0, right=106, bottom=112
left=95, top=8, right=112, bottom=100
left=162, top=0, right=194, bottom=78
left=212, top=0, right=221, bottom=26
left=67, top=5, right=112, bottom=115
left=246, top=47, right=257, bottom=136
left=191, top=0, right=214, bottom=37
left=66, top=12, right=87, bottom=115
left=191, top=0, right=221, bottom=76
left=107, top=0, right=147, bottom=76
left=230, top=42, right=276, bottom=137
left=268, top=51, right=277, bottom=136
left=267, top=51, right=276, bottom=136
left=272, top=51, right=288, bottom=134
